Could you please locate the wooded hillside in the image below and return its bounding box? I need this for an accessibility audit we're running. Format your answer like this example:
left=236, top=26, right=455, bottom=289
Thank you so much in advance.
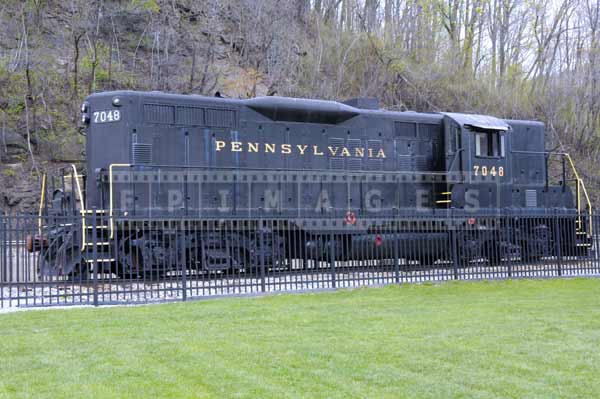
left=1, top=0, right=599, bottom=210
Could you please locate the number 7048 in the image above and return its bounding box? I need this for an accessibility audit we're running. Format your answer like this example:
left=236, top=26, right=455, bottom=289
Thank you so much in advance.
left=473, top=165, right=504, bottom=177
left=93, top=110, right=121, bottom=123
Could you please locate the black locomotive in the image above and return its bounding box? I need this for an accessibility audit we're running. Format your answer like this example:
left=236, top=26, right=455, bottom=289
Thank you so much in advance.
left=31, top=91, right=593, bottom=277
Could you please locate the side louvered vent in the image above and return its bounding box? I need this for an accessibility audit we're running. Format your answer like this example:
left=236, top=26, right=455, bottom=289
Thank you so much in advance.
left=346, top=139, right=361, bottom=154
left=347, top=158, right=362, bottom=171
left=398, top=156, right=411, bottom=170
left=206, top=109, right=236, bottom=127
left=418, top=123, right=438, bottom=139
left=330, top=158, right=345, bottom=170
left=395, top=122, right=416, bottom=138
left=415, top=157, right=429, bottom=170
left=144, top=104, right=175, bottom=124
left=367, top=140, right=383, bottom=170
left=132, top=143, right=153, bottom=164
left=329, top=137, right=346, bottom=153
left=328, top=137, right=346, bottom=170
left=177, top=106, right=204, bottom=126
left=346, top=139, right=362, bottom=170
left=525, top=189, right=537, bottom=207
left=329, top=137, right=345, bottom=148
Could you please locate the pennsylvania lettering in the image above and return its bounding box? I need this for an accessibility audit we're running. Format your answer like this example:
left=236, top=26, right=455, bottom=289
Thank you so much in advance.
left=215, top=140, right=386, bottom=158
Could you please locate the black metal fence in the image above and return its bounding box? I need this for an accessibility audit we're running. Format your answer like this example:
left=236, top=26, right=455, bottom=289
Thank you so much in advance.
left=1, top=211, right=598, bottom=308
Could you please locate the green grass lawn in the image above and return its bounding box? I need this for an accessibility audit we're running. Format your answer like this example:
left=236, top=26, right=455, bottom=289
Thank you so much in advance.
left=1, top=279, right=600, bottom=399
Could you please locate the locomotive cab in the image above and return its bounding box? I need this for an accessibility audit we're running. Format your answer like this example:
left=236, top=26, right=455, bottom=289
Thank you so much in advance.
left=441, top=113, right=512, bottom=210
left=441, top=111, right=589, bottom=217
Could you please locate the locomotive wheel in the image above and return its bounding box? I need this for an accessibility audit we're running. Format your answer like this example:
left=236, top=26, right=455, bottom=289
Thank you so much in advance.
left=520, top=239, right=547, bottom=263
left=241, top=234, right=289, bottom=273
left=38, top=231, right=84, bottom=279
left=270, top=236, right=289, bottom=271
left=59, top=247, right=86, bottom=279
left=231, top=247, right=255, bottom=274
left=521, top=224, right=551, bottom=262
left=116, top=246, right=143, bottom=279
left=485, top=242, right=501, bottom=266
left=456, top=234, right=483, bottom=268
left=521, top=248, right=542, bottom=263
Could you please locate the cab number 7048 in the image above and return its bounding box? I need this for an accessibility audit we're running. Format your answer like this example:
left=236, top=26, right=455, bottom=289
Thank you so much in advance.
left=93, top=110, right=121, bottom=123
left=473, top=165, right=504, bottom=177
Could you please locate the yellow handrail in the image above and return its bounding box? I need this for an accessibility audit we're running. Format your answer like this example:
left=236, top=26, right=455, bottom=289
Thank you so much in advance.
left=565, top=154, right=593, bottom=236
left=109, top=164, right=132, bottom=239
left=69, top=164, right=87, bottom=250
left=37, top=173, right=46, bottom=235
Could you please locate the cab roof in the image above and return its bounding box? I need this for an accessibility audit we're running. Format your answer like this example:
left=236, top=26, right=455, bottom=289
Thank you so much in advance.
left=441, top=112, right=511, bottom=131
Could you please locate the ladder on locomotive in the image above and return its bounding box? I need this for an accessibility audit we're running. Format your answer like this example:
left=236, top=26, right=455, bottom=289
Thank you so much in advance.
left=39, top=165, right=115, bottom=265
left=81, top=209, right=114, bottom=265
left=435, top=190, right=452, bottom=208
left=63, top=165, right=114, bottom=265
left=62, top=164, right=115, bottom=265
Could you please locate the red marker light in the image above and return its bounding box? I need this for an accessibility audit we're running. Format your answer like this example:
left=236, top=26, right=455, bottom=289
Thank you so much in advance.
left=345, top=211, right=356, bottom=225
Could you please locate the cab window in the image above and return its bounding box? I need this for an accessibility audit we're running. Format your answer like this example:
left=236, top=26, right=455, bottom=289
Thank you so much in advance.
left=475, top=131, right=505, bottom=158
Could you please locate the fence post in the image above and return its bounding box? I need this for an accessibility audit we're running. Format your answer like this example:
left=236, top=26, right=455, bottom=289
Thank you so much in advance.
left=91, top=210, right=99, bottom=307
left=181, top=222, right=187, bottom=302
left=450, top=224, right=459, bottom=280
left=7, top=215, right=13, bottom=285
left=259, top=222, right=266, bottom=293
left=0, top=212, right=6, bottom=284
left=553, top=216, right=562, bottom=277
left=506, top=215, right=512, bottom=278
left=394, top=229, right=400, bottom=284
left=329, top=230, right=336, bottom=289
left=0, top=213, right=6, bottom=309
